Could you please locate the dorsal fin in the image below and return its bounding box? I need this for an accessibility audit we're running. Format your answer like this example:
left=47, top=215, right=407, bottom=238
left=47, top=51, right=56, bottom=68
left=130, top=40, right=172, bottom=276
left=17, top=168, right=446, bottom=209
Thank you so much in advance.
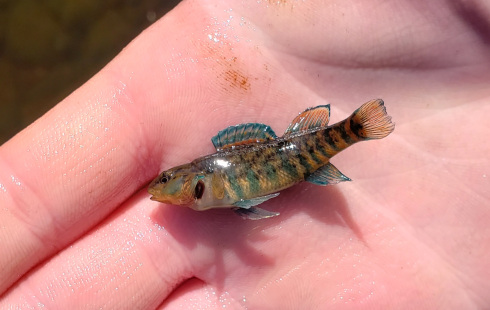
left=284, top=105, right=330, bottom=136
left=212, top=123, right=277, bottom=151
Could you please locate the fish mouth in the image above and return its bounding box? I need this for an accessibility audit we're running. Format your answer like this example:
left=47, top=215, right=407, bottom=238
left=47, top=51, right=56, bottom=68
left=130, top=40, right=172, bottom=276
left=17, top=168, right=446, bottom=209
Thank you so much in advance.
left=148, top=194, right=163, bottom=202
left=148, top=193, right=167, bottom=203
left=148, top=186, right=172, bottom=203
left=147, top=185, right=161, bottom=201
left=147, top=181, right=191, bottom=205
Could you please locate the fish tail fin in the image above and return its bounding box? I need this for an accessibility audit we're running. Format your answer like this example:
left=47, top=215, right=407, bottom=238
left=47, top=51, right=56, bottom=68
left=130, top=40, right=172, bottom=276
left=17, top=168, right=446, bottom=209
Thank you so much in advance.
left=350, top=99, right=395, bottom=140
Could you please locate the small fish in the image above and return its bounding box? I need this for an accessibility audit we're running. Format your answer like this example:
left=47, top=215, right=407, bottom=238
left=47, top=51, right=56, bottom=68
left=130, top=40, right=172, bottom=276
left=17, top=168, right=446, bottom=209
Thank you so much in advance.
left=148, top=99, right=394, bottom=220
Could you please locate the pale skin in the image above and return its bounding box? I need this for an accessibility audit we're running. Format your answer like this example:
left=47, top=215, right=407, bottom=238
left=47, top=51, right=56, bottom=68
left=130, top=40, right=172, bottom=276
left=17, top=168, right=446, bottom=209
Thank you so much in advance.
left=1, top=0, right=489, bottom=308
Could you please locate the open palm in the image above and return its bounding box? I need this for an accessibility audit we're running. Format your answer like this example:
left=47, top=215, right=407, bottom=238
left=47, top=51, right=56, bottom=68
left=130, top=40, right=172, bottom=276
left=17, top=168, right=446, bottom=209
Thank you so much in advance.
left=1, top=0, right=489, bottom=308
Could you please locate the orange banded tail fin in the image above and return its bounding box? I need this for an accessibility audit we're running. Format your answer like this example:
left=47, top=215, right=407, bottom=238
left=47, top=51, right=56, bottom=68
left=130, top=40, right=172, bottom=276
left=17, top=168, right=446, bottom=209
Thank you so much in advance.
left=351, top=99, right=395, bottom=140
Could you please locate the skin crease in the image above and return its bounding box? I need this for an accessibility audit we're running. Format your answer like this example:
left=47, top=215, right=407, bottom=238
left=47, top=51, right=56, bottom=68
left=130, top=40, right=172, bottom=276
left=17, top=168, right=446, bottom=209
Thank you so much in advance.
left=0, top=0, right=489, bottom=308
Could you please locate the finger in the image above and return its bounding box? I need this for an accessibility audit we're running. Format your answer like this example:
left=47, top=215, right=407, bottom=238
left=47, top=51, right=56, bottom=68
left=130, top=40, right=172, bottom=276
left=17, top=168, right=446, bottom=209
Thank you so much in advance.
left=0, top=54, right=159, bottom=291
left=0, top=0, right=325, bottom=294
left=159, top=278, right=244, bottom=309
left=0, top=191, right=193, bottom=309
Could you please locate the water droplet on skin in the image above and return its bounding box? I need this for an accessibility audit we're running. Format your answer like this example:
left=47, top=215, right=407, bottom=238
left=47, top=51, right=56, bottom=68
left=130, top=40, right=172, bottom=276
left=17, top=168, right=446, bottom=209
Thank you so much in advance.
left=10, top=175, right=21, bottom=186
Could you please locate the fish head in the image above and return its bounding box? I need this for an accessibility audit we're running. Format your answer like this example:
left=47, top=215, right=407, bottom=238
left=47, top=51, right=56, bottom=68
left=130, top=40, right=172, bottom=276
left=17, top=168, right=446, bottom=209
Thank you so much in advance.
left=148, top=163, right=204, bottom=206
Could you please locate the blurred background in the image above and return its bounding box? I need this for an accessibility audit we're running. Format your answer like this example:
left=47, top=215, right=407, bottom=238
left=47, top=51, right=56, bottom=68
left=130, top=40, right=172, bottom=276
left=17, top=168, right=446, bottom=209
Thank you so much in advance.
left=0, top=0, right=181, bottom=144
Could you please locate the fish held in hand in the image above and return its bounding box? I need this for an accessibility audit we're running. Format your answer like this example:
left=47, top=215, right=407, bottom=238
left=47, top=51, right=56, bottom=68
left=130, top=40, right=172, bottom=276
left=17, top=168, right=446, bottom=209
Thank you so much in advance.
left=148, top=99, right=395, bottom=220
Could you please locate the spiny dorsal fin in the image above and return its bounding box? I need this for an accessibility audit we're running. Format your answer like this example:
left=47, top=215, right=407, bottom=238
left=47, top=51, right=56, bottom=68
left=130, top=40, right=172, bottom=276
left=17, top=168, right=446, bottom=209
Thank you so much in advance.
left=211, top=123, right=277, bottom=151
left=284, top=105, right=330, bottom=136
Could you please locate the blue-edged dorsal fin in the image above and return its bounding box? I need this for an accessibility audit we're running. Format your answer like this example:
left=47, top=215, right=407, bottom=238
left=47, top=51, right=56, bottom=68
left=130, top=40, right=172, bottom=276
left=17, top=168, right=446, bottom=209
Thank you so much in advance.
left=233, top=206, right=280, bottom=220
left=212, top=123, right=277, bottom=151
left=284, top=105, right=330, bottom=136
left=306, top=162, right=351, bottom=186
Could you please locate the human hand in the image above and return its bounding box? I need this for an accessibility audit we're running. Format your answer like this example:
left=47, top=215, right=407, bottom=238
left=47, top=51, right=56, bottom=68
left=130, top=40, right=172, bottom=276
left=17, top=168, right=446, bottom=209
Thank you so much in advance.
left=1, top=0, right=489, bottom=308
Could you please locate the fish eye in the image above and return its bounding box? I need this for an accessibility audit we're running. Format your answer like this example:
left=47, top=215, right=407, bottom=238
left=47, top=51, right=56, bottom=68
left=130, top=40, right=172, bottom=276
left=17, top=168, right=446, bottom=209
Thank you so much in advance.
left=195, top=180, right=205, bottom=199
left=160, top=175, right=168, bottom=183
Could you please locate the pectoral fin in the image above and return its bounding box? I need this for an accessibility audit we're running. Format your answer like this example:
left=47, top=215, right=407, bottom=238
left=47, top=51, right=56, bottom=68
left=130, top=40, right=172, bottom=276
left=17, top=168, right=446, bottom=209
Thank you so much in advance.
left=306, top=163, right=351, bottom=185
left=232, top=193, right=280, bottom=220
left=233, top=193, right=279, bottom=208
left=233, top=206, right=280, bottom=220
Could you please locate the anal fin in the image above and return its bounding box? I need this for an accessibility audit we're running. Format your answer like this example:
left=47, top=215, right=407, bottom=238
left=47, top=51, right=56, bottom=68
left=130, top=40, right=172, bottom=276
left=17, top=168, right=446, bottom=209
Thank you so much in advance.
left=306, top=163, right=351, bottom=185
